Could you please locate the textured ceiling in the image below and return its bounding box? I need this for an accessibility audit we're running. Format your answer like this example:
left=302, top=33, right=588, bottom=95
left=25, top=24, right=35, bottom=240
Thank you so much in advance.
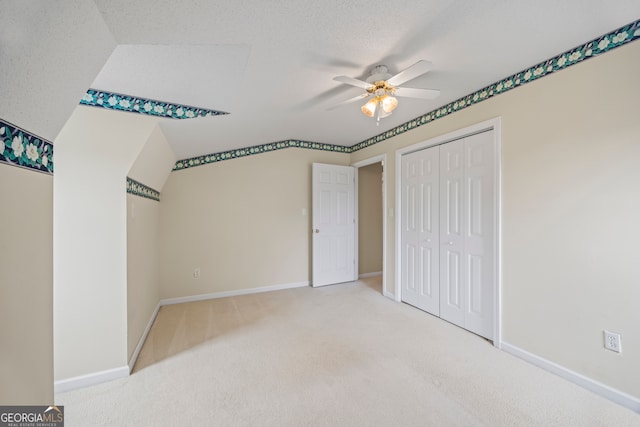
left=0, top=0, right=115, bottom=142
left=91, top=44, right=251, bottom=112
left=4, top=1, right=640, bottom=161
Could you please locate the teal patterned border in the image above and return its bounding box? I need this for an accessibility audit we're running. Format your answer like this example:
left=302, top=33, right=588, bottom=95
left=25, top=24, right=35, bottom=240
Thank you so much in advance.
left=0, top=118, right=53, bottom=174
left=172, top=19, right=640, bottom=170
left=81, top=89, right=228, bottom=119
left=126, top=177, right=160, bottom=201
left=173, top=139, right=350, bottom=171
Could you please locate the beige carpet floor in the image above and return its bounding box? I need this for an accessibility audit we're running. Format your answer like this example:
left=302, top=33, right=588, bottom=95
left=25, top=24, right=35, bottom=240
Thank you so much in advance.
left=56, top=277, right=639, bottom=426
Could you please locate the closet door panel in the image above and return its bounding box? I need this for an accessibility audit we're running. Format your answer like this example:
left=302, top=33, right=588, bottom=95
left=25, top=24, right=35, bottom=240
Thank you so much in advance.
left=401, top=147, right=440, bottom=315
left=463, top=131, right=495, bottom=340
left=439, top=139, right=465, bottom=328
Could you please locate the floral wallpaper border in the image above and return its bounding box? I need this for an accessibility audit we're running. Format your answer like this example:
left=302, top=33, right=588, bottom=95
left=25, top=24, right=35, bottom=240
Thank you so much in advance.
left=172, top=19, right=640, bottom=171
left=0, top=118, right=53, bottom=174
left=174, top=139, right=350, bottom=171
left=80, top=89, right=228, bottom=120
left=126, top=177, right=160, bottom=202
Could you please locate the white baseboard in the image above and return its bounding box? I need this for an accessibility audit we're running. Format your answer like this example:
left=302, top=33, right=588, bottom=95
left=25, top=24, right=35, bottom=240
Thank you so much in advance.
left=54, top=365, right=129, bottom=394
left=160, top=281, right=310, bottom=306
left=359, top=271, right=382, bottom=279
left=501, top=342, right=640, bottom=413
left=128, top=302, right=161, bottom=372
left=383, top=291, right=395, bottom=300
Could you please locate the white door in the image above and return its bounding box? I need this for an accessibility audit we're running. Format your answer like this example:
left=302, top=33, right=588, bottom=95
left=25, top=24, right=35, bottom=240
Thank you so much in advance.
left=401, top=147, right=440, bottom=314
left=462, top=131, right=495, bottom=339
left=312, top=163, right=356, bottom=287
left=400, top=130, right=496, bottom=340
left=439, top=139, right=466, bottom=328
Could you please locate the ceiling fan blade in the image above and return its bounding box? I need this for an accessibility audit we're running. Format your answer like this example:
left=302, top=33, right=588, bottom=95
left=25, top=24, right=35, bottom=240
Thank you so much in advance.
left=387, top=60, right=432, bottom=86
left=333, top=76, right=372, bottom=90
left=394, top=87, right=440, bottom=99
left=326, top=93, right=370, bottom=111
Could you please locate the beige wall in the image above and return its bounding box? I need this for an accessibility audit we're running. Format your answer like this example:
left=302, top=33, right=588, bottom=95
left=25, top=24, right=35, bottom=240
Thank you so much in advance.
left=126, top=125, right=175, bottom=363
left=0, top=164, right=53, bottom=404
left=128, top=125, right=176, bottom=192
left=0, top=1, right=113, bottom=397
left=358, top=162, right=383, bottom=275
left=126, top=194, right=161, bottom=362
left=351, top=41, right=640, bottom=398
left=54, top=107, right=159, bottom=382
left=159, top=148, right=350, bottom=299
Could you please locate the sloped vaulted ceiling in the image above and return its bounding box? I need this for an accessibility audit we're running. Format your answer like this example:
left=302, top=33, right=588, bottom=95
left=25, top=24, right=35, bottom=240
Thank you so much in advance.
left=0, top=0, right=116, bottom=142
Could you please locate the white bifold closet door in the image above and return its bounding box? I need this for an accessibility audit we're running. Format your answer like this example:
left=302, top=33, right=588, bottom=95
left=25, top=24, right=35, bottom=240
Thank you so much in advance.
left=400, top=146, right=440, bottom=314
left=401, top=130, right=495, bottom=340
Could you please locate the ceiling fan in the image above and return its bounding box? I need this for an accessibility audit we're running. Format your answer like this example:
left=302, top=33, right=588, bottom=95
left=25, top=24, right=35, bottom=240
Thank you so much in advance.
left=330, top=60, right=440, bottom=124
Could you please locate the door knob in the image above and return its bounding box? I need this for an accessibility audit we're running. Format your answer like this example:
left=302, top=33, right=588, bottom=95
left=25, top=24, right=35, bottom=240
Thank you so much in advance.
left=313, top=229, right=320, bottom=233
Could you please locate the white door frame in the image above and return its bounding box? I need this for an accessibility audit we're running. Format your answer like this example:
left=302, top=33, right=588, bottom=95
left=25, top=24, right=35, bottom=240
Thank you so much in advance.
left=352, top=154, right=388, bottom=297
left=395, top=117, right=503, bottom=347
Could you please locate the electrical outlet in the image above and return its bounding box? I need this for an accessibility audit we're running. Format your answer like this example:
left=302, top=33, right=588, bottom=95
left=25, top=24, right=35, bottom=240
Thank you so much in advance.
left=604, top=330, right=621, bottom=353
left=193, top=268, right=200, bottom=279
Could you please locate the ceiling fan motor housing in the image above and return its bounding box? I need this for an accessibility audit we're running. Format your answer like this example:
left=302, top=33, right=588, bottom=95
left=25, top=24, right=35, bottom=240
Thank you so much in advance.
left=367, top=81, right=396, bottom=96
left=366, top=65, right=393, bottom=83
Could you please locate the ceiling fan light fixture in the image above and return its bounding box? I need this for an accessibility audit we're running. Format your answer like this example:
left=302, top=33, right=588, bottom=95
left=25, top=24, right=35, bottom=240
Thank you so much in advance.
left=381, top=95, right=398, bottom=113
left=332, top=60, right=438, bottom=123
left=361, top=98, right=377, bottom=117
